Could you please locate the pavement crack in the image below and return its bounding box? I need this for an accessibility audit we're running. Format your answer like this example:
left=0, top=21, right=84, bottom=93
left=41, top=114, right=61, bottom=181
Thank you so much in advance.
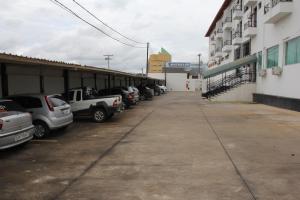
left=199, top=104, right=257, bottom=200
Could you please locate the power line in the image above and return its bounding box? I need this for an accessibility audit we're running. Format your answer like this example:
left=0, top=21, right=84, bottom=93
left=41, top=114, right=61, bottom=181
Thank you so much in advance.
left=72, top=0, right=146, bottom=45
left=49, top=0, right=147, bottom=48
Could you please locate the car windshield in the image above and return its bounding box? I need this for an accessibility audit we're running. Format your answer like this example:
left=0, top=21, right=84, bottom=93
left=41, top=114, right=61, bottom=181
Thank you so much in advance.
left=0, top=101, right=25, bottom=112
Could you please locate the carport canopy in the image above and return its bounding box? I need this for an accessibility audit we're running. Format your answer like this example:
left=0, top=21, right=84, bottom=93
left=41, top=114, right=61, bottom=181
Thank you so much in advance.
left=203, top=54, right=257, bottom=79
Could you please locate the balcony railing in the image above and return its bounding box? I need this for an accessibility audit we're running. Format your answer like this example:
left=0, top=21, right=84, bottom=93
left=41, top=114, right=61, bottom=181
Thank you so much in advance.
left=233, top=4, right=242, bottom=12
left=217, top=28, right=223, bottom=33
left=224, top=17, right=232, bottom=23
left=216, top=47, right=222, bottom=52
left=244, top=20, right=257, bottom=30
left=264, top=0, right=293, bottom=14
left=232, top=31, right=242, bottom=39
left=224, top=40, right=232, bottom=46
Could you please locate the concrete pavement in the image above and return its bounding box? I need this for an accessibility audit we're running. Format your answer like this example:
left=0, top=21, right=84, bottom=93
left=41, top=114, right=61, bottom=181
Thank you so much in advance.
left=1, top=92, right=300, bottom=200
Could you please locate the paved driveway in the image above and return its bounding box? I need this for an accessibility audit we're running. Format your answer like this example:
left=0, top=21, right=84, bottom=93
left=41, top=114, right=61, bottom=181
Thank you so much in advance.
left=1, top=92, right=300, bottom=200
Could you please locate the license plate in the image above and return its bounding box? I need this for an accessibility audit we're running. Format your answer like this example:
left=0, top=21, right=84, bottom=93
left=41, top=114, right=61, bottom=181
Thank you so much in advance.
left=14, top=131, right=30, bottom=142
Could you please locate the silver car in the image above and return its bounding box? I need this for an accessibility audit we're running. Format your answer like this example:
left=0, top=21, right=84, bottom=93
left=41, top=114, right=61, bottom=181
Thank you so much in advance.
left=9, top=94, right=73, bottom=138
left=128, top=86, right=140, bottom=103
left=0, top=100, right=34, bottom=150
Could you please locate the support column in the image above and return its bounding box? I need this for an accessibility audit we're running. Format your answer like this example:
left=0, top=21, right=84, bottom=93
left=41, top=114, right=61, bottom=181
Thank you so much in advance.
left=63, top=69, right=69, bottom=102
left=1, top=63, right=8, bottom=97
left=80, top=73, right=84, bottom=88
left=112, top=75, right=116, bottom=88
left=94, top=74, right=97, bottom=90
left=40, top=75, right=44, bottom=94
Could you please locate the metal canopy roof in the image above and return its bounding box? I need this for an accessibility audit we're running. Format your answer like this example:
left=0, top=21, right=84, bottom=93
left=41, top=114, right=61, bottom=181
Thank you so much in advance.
left=203, top=54, right=257, bottom=79
left=0, top=53, right=162, bottom=81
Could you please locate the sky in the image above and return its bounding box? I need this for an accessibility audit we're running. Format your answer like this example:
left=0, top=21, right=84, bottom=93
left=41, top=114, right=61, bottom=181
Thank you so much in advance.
left=0, top=0, right=224, bottom=73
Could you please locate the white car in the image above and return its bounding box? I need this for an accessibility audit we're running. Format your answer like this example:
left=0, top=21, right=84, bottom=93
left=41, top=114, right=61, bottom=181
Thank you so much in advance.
left=68, top=87, right=123, bottom=123
left=158, top=85, right=168, bottom=94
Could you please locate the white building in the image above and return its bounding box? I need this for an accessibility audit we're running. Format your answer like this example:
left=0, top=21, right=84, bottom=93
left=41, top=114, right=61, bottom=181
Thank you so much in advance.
left=203, top=0, right=300, bottom=111
left=148, top=66, right=203, bottom=92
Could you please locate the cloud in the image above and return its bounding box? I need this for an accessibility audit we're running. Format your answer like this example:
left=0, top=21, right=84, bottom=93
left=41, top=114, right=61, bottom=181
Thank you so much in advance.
left=0, top=0, right=224, bottom=72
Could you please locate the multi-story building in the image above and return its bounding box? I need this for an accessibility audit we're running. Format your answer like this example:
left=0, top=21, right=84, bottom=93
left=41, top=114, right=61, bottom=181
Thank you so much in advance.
left=148, top=48, right=172, bottom=73
left=203, top=0, right=300, bottom=111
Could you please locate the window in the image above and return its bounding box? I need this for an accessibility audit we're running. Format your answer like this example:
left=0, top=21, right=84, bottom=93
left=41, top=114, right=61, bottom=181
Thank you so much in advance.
left=257, top=51, right=262, bottom=70
left=0, top=101, right=25, bottom=112
left=267, top=45, right=279, bottom=68
left=76, top=91, right=82, bottom=101
left=286, top=36, right=300, bottom=65
left=10, top=97, right=42, bottom=109
left=48, top=96, right=67, bottom=107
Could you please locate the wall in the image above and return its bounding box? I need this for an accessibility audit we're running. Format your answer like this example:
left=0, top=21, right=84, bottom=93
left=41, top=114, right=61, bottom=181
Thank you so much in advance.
left=211, top=83, right=256, bottom=102
left=7, top=64, right=40, bottom=95
left=254, top=0, right=300, bottom=99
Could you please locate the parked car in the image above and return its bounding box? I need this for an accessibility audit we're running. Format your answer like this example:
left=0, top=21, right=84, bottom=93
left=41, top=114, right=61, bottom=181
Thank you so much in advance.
left=128, top=86, right=140, bottom=103
left=0, top=100, right=34, bottom=149
left=137, top=85, right=153, bottom=100
left=148, top=84, right=161, bottom=96
left=68, top=87, right=123, bottom=123
left=9, top=94, right=73, bottom=138
left=158, top=85, right=168, bottom=94
left=99, top=87, right=135, bottom=108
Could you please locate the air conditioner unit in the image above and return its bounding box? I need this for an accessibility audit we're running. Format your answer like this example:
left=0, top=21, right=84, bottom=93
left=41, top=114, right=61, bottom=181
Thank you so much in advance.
left=259, top=69, right=267, bottom=77
left=272, top=67, right=283, bottom=76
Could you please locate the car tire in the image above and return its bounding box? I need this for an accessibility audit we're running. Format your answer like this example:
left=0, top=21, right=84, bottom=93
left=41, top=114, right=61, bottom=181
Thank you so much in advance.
left=33, top=121, right=50, bottom=139
left=93, top=108, right=107, bottom=123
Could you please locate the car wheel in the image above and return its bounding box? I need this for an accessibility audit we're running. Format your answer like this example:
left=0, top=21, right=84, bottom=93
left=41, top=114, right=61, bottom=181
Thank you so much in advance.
left=93, top=108, right=107, bottom=123
left=33, top=121, right=50, bottom=139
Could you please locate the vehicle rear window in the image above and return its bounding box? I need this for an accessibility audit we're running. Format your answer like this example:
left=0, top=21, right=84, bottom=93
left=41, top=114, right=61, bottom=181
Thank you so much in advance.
left=48, top=96, right=67, bottom=107
left=0, top=101, right=25, bottom=112
left=10, top=96, right=42, bottom=109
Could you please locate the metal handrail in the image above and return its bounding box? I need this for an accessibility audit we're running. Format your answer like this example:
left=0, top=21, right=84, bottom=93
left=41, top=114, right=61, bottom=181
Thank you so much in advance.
left=203, top=67, right=256, bottom=98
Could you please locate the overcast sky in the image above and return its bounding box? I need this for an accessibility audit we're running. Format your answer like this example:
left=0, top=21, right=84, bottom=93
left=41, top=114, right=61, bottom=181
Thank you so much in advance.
left=0, top=0, right=223, bottom=72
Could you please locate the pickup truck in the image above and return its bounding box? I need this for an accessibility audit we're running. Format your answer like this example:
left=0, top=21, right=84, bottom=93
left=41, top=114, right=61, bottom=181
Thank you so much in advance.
left=67, top=87, right=123, bottom=123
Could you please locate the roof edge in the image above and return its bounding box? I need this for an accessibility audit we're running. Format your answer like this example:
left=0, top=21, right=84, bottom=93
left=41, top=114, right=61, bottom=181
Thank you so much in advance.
left=205, top=0, right=232, bottom=37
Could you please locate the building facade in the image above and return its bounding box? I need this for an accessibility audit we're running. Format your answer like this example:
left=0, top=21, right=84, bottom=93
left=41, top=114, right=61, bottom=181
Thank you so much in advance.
left=149, top=48, right=172, bottom=73
left=204, top=0, right=300, bottom=110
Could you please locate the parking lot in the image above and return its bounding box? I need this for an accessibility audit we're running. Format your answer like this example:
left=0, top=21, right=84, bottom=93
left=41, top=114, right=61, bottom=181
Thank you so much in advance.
left=1, top=92, right=300, bottom=200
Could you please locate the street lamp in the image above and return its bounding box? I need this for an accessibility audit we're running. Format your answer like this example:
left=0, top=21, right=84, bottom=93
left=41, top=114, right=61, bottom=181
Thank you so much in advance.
left=198, top=54, right=202, bottom=79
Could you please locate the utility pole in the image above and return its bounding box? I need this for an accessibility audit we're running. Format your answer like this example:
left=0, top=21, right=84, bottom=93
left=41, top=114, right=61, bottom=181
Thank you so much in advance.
left=198, top=54, right=202, bottom=79
left=104, top=55, right=113, bottom=69
left=146, top=42, right=149, bottom=76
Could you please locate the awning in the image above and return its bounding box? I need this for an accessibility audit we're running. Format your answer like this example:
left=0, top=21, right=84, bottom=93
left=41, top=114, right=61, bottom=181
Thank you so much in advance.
left=203, top=54, right=257, bottom=79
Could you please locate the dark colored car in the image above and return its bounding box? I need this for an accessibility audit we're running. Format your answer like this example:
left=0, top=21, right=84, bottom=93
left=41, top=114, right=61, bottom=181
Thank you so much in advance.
left=137, top=85, right=153, bottom=100
left=98, top=87, right=135, bottom=108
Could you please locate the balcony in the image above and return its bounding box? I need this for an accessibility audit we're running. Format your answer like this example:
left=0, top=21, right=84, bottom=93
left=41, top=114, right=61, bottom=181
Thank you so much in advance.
left=233, top=5, right=243, bottom=20
left=244, top=0, right=258, bottom=7
left=244, top=21, right=257, bottom=37
left=222, top=40, right=232, bottom=53
left=215, top=47, right=223, bottom=58
left=223, top=17, right=232, bottom=31
left=210, top=36, right=216, bottom=46
left=264, top=0, right=293, bottom=24
left=216, top=28, right=223, bottom=39
left=232, top=31, right=242, bottom=45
